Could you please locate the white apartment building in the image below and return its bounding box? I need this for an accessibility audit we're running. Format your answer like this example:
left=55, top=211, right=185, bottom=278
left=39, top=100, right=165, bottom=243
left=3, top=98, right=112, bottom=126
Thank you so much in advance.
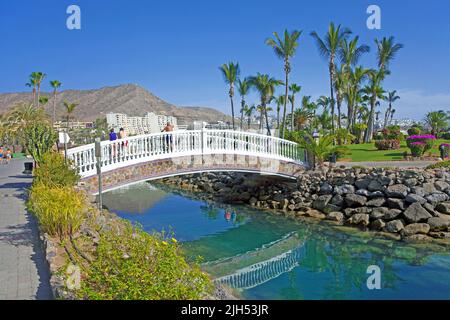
left=106, top=112, right=178, bottom=136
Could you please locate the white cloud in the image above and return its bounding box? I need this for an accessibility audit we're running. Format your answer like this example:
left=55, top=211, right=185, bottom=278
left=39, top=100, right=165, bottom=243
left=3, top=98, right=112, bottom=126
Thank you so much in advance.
left=393, top=89, right=450, bottom=120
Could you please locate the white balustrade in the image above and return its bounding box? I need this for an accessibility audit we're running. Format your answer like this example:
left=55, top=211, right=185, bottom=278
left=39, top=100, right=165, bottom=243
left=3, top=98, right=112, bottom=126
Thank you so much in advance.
left=66, top=129, right=305, bottom=178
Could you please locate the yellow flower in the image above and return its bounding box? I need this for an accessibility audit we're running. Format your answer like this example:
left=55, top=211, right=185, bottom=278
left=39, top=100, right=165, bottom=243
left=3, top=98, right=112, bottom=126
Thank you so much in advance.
left=171, top=238, right=177, bottom=243
left=162, top=241, right=168, bottom=245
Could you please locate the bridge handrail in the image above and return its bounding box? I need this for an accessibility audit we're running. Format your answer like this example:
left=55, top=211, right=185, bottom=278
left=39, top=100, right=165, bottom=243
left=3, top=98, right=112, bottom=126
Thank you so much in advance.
left=67, top=129, right=305, bottom=178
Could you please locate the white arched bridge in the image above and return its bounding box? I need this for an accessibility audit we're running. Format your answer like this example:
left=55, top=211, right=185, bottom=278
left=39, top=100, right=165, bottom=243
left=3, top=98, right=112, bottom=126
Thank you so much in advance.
left=67, top=129, right=308, bottom=194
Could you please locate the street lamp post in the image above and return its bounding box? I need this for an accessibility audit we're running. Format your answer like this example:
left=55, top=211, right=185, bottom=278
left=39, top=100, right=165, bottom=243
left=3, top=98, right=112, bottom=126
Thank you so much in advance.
left=95, top=138, right=103, bottom=211
left=312, top=130, right=319, bottom=169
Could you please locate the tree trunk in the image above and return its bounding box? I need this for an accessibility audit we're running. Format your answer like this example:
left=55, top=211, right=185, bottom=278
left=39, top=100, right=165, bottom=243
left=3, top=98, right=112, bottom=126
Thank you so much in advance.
left=383, top=102, right=391, bottom=129
left=37, top=84, right=41, bottom=108
left=52, top=89, right=57, bottom=125
left=264, top=103, right=271, bottom=136
left=230, top=94, right=235, bottom=130
left=290, top=97, right=295, bottom=132
left=365, top=96, right=376, bottom=143
left=336, top=96, right=342, bottom=131
left=240, top=99, right=245, bottom=131
left=32, top=88, right=36, bottom=107
left=329, top=61, right=335, bottom=135
left=281, top=68, right=289, bottom=139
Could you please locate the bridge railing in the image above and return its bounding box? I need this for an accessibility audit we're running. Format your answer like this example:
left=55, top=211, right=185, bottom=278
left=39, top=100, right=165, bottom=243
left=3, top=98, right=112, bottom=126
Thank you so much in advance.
left=67, top=129, right=305, bottom=178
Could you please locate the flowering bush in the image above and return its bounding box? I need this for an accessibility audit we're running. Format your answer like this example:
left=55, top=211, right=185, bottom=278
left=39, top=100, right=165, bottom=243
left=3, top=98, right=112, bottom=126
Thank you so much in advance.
left=407, top=134, right=436, bottom=154
left=375, top=139, right=401, bottom=150
left=409, top=141, right=426, bottom=157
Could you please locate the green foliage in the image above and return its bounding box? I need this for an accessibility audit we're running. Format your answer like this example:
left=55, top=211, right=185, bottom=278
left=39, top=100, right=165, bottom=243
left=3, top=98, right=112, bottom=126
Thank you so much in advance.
left=426, top=160, right=450, bottom=169
left=292, top=132, right=347, bottom=165
left=28, top=184, right=86, bottom=239
left=33, top=152, right=80, bottom=188
left=439, top=132, right=450, bottom=140
left=24, top=122, right=57, bottom=164
left=409, top=143, right=426, bottom=157
left=79, top=221, right=213, bottom=300
left=407, top=126, right=422, bottom=136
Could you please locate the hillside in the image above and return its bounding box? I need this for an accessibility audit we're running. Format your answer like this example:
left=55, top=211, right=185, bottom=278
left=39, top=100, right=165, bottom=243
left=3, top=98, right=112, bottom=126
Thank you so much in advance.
left=0, top=84, right=230, bottom=124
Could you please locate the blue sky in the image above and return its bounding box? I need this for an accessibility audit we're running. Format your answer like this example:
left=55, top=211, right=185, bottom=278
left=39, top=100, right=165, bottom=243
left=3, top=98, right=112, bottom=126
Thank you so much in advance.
left=1, top=0, right=449, bottom=120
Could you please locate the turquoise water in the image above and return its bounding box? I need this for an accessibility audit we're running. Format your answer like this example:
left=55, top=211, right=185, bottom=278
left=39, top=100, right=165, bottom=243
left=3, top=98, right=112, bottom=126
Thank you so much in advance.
left=103, top=182, right=450, bottom=300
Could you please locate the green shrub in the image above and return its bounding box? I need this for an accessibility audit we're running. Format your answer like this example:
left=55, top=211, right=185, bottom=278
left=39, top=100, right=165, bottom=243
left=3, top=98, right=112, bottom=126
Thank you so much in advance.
left=409, top=142, right=426, bottom=157
left=33, top=152, right=80, bottom=188
left=24, top=122, right=57, bottom=164
left=28, top=184, right=86, bottom=239
left=406, top=135, right=436, bottom=153
left=79, top=221, right=213, bottom=300
left=375, top=139, right=400, bottom=150
left=426, top=160, right=450, bottom=169
left=407, top=127, right=422, bottom=136
left=439, top=132, right=450, bottom=140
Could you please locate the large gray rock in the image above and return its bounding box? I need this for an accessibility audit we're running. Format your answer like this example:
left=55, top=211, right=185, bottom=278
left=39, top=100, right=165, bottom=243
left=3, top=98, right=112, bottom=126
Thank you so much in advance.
left=347, top=214, right=370, bottom=227
left=370, top=219, right=386, bottom=230
left=386, top=198, right=405, bottom=210
left=366, top=198, right=386, bottom=207
left=356, top=189, right=371, bottom=197
left=385, top=184, right=409, bottom=198
left=370, top=207, right=389, bottom=220
left=422, top=183, right=437, bottom=195
left=384, top=209, right=402, bottom=221
left=411, top=186, right=426, bottom=197
left=425, top=193, right=449, bottom=206
left=427, top=217, right=450, bottom=231
left=369, top=191, right=385, bottom=198
left=319, top=182, right=333, bottom=195
left=312, top=195, right=332, bottom=211
left=345, top=194, right=367, bottom=207
left=384, top=220, right=404, bottom=233
left=368, top=180, right=384, bottom=192
left=402, top=223, right=430, bottom=236
left=330, top=194, right=344, bottom=207
left=323, top=204, right=342, bottom=214
left=435, top=180, right=450, bottom=192
left=403, top=178, right=418, bottom=187
left=355, top=178, right=371, bottom=190
left=436, top=202, right=450, bottom=215
left=403, top=203, right=432, bottom=223
left=334, top=184, right=355, bottom=195
left=405, top=194, right=427, bottom=205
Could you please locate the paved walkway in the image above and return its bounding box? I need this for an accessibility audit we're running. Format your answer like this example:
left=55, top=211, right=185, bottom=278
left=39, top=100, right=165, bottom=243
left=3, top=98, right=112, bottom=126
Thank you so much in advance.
left=336, top=160, right=437, bottom=169
left=0, top=159, right=52, bottom=300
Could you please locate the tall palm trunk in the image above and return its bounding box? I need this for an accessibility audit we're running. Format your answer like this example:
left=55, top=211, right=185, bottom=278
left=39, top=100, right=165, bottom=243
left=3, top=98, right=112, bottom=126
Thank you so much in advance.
left=229, top=84, right=235, bottom=130
left=276, top=106, right=280, bottom=130
left=383, top=102, right=391, bottom=128
left=240, top=100, right=245, bottom=131
left=336, top=95, right=342, bottom=131
left=248, top=115, right=251, bottom=130
left=365, top=96, right=376, bottom=143
left=31, top=87, right=36, bottom=107
left=52, top=89, right=57, bottom=125
left=263, top=103, right=271, bottom=136
left=37, top=83, right=41, bottom=108
left=290, top=97, right=295, bottom=132
left=329, top=61, right=335, bottom=135
left=281, top=66, right=289, bottom=138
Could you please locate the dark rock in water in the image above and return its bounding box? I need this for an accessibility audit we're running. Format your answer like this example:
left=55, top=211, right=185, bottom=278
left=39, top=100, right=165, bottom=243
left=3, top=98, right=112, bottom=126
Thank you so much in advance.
left=345, top=194, right=367, bottom=207
left=312, top=195, right=332, bottom=211
left=370, top=219, right=386, bottom=230
left=402, top=223, right=430, bottom=237
left=385, top=184, right=409, bottom=199
left=384, top=219, right=404, bottom=233
left=326, top=212, right=344, bottom=223
left=323, top=204, right=342, bottom=214
left=427, top=217, right=450, bottom=231
left=386, top=198, right=405, bottom=210
left=404, top=234, right=433, bottom=242
left=347, top=214, right=370, bottom=227
left=403, top=203, right=432, bottom=223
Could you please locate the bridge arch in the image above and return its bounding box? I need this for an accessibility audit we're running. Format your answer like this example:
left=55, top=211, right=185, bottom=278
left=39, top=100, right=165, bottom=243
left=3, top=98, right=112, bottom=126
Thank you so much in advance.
left=67, top=129, right=307, bottom=194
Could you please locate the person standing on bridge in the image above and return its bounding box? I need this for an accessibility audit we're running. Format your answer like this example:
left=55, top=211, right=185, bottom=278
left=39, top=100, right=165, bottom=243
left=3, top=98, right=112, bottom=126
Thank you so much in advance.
left=162, top=122, right=174, bottom=152
left=109, top=128, right=118, bottom=159
left=118, top=127, right=128, bottom=158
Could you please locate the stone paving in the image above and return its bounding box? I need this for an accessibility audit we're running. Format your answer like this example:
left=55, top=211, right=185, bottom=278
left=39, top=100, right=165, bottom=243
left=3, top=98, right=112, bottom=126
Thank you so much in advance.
left=0, top=159, right=52, bottom=300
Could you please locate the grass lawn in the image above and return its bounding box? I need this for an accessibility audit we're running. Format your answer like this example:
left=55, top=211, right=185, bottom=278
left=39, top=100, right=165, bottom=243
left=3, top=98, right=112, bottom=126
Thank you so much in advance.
left=342, top=139, right=450, bottom=162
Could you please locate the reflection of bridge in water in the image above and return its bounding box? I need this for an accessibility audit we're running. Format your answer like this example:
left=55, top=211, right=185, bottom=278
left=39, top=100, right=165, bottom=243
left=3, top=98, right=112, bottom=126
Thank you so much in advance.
left=214, top=246, right=304, bottom=290
left=203, top=232, right=306, bottom=290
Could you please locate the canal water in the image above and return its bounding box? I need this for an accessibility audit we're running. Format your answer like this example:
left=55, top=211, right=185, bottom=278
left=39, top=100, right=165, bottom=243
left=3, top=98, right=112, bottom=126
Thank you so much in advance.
left=102, top=182, right=450, bottom=300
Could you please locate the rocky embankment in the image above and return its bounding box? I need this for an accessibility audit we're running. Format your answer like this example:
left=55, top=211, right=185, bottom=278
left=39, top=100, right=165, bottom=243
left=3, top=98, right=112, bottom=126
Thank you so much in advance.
left=161, top=166, right=450, bottom=243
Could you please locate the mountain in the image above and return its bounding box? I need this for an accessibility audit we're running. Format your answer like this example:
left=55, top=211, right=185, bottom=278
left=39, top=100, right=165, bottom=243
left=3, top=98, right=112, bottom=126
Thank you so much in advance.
left=0, top=84, right=231, bottom=124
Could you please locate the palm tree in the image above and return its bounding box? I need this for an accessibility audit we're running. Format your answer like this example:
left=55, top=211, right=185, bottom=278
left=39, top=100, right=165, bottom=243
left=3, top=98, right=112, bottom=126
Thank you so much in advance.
left=345, top=66, right=370, bottom=132
left=316, top=96, right=330, bottom=113
left=266, top=29, right=302, bottom=138
left=219, top=62, right=240, bottom=130
left=390, top=109, right=396, bottom=125
left=237, top=78, right=249, bottom=131
left=425, top=110, right=449, bottom=136
left=334, top=66, right=347, bottom=130
left=244, top=104, right=256, bottom=130
left=25, top=75, right=38, bottom=107
left=248, top=73, right=283, bottom=136
left=289, top=84, right=301, bottom=131
left=50, top=80, right=62, bottom=125
left=362, top=70, right=386, bottom=142
left=339, top=36, right=370, bottom=67
left=311, top=23, right=351, bottom=134
left=35, top=72, right=46, bottom=108
left=383, top=90, right=400, bottom=128
left=256, top=105, right=265, bottom=132
left=375, top=36, right=404, bottom=72
left=274, top=95, right=286, bottom=130
left=63, top=101, right=78, bottom=131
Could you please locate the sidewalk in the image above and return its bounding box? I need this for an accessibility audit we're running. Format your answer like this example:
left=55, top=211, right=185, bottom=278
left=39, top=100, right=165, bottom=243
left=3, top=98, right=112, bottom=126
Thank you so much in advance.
left=0, top=159, right=52, bottom=300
